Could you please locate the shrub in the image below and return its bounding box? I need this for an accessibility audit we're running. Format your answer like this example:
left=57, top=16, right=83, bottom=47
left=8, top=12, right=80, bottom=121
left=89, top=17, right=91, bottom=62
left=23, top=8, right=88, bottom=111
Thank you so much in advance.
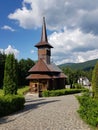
left=77, top=92, right=98, bottom=127
left=74, top=83, right=83, bottom=89
left=92, top=62, right=98, bottom=99
left=42, top=88, right=88, bottom=97
left=0, top=95, right=25, bottom=117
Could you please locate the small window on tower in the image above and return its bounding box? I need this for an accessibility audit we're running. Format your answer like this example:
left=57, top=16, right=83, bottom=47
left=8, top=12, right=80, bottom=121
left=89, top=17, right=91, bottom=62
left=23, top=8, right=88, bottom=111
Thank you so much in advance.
left=47, top=50, right=50, bottom=55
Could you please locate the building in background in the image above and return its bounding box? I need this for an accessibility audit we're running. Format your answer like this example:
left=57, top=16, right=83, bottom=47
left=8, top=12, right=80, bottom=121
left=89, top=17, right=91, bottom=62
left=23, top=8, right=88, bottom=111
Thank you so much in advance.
left=77, top=77, right=90, bottom=86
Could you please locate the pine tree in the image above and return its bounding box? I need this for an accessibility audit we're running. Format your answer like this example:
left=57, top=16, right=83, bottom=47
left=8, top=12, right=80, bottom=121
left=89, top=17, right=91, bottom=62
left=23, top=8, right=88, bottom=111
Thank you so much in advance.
left=3, top=54, right=18, bottom=95
left=92, top=62, right=98, bottom=98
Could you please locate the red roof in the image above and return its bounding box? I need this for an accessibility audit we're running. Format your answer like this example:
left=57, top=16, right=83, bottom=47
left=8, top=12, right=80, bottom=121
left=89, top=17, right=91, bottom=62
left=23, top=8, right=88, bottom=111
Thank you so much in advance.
left=59, top=72, right=67, bottom=78
left=27, top=58, right=67, bottom=80
left=26, top=73, right=67, bottom=80
left=35, top=41, right=53, bottom=48
left=26, top=74, right=51, bottom=79
left=29, top=59, right=66, bottom=73
left=29, top=59, right=50, bottom=72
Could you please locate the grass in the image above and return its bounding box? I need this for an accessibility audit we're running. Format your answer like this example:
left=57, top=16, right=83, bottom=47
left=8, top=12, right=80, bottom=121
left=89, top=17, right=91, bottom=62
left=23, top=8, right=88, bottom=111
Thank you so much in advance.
left=0, top=86, right=30, bottom=96
left=77, top=92, right=98, bottom=128
left=0, top=89, right=4, bottom=96
left=17, top=86, right=30, bottom=95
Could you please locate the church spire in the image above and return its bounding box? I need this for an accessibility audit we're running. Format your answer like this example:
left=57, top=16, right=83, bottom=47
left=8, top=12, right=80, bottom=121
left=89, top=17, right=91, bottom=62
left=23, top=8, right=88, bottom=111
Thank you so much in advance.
left=41, top=17, right=48, bottom=42
left=35, top=17, right=53, bottom=48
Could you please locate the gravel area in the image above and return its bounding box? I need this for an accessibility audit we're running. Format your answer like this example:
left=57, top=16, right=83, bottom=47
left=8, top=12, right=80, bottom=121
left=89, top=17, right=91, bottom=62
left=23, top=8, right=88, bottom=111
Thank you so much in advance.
left=0, top=94, right=92, bottom=130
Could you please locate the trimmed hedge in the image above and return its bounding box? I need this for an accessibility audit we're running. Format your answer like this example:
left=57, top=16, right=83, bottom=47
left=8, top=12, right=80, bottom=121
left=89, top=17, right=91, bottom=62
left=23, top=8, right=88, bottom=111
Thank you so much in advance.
left=0, top=95, right=25, bottom=117
left=42, top=88, right=88, bottom=97
left=77, top=92, right=98, bottom=127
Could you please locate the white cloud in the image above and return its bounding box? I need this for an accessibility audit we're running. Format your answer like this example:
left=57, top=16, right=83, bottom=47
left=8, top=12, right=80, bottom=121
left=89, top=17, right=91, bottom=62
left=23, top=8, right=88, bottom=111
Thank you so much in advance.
left=1, top=25, right=15, bottom=32
left=8, top=1, right=42, bottom=29
left=49, top=28, right=98, bottom=64
left=30, top=49, right=36, bottom=54
left=8, top=0, right=98, bottom=32
left=1, top=45, right=19, bottom=58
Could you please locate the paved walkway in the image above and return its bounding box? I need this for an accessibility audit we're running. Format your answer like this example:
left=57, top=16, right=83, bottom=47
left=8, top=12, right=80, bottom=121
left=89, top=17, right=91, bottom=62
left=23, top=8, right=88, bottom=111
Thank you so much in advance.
left=0, top=94, right=92, bottom=130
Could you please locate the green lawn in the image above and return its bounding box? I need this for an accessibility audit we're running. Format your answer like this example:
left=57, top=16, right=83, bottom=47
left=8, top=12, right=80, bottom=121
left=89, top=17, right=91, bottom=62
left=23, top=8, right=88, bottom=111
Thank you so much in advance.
left=0, top=89, right=4, bottom=96
left=17, top=86, right=30, bottom=95
left=0, top=86, right=30, bottom=96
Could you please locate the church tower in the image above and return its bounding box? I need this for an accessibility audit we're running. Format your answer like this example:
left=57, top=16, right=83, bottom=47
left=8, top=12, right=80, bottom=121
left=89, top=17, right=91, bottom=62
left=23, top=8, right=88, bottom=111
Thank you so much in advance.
left=35, top=17, right=53, bottom=64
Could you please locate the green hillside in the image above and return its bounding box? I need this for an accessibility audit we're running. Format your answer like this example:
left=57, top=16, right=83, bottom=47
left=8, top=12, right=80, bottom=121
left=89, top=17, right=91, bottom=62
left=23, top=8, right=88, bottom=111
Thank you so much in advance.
left=59, top=59, right=98, bottom=70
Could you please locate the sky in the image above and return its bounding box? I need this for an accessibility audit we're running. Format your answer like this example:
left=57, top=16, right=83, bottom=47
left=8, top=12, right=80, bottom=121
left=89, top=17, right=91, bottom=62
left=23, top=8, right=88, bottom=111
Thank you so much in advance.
left=0, top=0, right=98, bottom=65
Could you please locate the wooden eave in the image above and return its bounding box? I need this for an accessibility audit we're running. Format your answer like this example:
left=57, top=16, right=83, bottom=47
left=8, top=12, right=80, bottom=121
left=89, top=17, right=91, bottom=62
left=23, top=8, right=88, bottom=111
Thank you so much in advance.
left=26, top=74, right=51, bottom=79
left=35, top=42, right=53, bottom=48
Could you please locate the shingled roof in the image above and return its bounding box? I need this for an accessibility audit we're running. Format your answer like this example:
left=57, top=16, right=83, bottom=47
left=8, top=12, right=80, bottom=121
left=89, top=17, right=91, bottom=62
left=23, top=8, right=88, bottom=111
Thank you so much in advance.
left=26, top=74, right=51, bottom=79
left=29, top=59, right=64, bottom=73
left=29, top=59, right=50, bottom=72
left=26, top=72, right=67, bottom=79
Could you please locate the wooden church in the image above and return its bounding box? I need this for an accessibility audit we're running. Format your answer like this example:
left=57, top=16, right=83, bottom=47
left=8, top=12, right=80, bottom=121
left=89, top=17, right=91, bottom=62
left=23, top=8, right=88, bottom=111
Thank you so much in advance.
left=27, top=17, right=67, bottom=96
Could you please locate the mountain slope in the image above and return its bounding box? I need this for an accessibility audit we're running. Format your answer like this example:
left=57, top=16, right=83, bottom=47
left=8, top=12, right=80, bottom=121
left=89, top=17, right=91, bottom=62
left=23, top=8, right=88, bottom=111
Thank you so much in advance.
left=59, top=59, right=98, bottom=70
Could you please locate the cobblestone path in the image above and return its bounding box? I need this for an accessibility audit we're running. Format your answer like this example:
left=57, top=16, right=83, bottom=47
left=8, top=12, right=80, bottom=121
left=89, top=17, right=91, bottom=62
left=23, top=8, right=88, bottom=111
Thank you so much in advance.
left=0, top=94, right=92, bottom=130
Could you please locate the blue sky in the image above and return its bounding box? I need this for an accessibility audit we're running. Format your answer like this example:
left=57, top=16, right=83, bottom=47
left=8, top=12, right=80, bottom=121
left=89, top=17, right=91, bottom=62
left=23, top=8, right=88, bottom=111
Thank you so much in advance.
left=0, top=0, right=98, bottom=64
left=0, top=0, right=41, bottom=61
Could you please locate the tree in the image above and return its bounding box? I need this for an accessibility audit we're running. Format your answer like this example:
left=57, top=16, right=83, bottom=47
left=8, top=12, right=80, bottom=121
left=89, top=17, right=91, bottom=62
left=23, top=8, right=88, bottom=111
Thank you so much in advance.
left=62, top=67, right=76, bottom=88
left=3, top=54, right=18, bottom=95
left=92, top=62, right=98, bottom=98
left=18, top=58, right=35, bottom=87
left=0, top=52, right=6, bottom=88
left=62, top=67, right=79, bottom=88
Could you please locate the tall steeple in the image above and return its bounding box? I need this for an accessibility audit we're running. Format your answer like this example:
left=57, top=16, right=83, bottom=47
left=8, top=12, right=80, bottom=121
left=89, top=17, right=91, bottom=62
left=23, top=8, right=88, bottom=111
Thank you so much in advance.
left=41, top=17, right=48, bottom=43
left=35, top=17, right=53, bottom=64
left=35, top=17, right=53, bottom=48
